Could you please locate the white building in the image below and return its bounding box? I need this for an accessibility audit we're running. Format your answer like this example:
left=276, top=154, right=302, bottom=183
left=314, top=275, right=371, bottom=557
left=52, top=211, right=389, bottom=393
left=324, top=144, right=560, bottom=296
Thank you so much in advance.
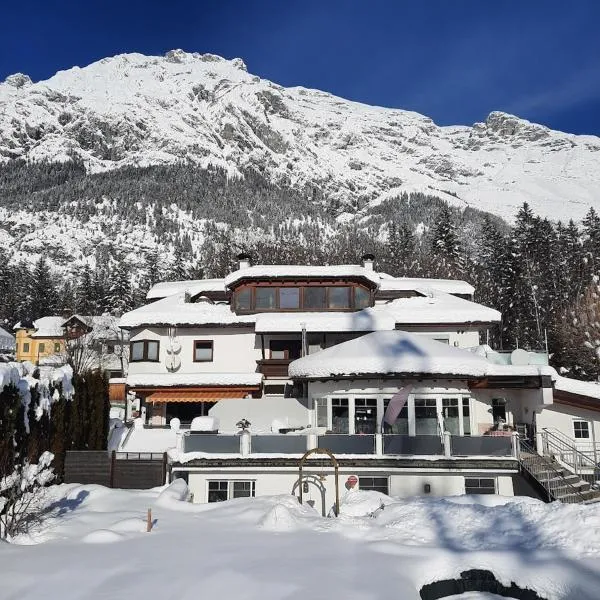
left=118, top=255, right=600, bottom=509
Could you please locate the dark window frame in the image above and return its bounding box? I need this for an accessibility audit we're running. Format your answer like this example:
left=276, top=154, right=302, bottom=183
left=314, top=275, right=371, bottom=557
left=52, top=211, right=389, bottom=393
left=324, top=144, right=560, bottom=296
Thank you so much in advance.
left=193, top=340, right=214, bottom=363
left=38, top=342, right=46, bottom=353
left=23, top=342, right=30, bottom=353
left=573, top=420, right=590, bottom=439
left=465, top=477, right=496, bottom=495
left=54, top=342, right=61, bottom=353
left=130, top=340, right=160, bottom=362
left=359, top=476, right=389, bottom=495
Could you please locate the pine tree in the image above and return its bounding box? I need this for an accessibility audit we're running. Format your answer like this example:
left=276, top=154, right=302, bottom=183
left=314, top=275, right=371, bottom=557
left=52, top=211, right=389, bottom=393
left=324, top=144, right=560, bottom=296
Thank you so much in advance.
left=75, top=264, right=96, bottom=315
left=105, top=260, right=134, bottom=316
left=30, top=256, right=59, bottom=319
left=429, top=205, right=464, bottom=278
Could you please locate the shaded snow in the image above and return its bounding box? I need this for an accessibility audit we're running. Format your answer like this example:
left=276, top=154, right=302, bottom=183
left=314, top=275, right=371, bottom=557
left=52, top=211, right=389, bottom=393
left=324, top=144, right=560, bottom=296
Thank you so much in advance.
left=3, top=482, right=600, bottom=599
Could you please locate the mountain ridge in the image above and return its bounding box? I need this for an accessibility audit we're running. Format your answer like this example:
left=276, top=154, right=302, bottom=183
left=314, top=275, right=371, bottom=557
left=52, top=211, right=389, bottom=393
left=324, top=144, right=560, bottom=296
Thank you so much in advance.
left=1, top=49, right=599, bottom=223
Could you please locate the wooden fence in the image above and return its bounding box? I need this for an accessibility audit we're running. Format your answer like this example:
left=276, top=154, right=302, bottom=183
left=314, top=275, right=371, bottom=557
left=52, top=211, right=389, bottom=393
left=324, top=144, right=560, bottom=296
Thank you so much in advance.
left=64, top=451, right=168, bottom=489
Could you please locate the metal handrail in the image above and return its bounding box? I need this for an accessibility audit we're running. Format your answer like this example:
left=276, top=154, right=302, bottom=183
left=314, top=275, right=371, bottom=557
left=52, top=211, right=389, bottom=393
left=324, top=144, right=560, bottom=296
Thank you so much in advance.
left=541, top=429, right=600, bottom=487
left=542, top=427, right=600, bottom=463
left=519, top=439, right=588, bottom=503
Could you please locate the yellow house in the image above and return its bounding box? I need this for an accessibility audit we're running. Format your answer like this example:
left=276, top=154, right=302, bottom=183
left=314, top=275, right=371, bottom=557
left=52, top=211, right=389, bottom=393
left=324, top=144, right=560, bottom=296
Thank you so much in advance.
left=14, top=317, right=67, bottom=364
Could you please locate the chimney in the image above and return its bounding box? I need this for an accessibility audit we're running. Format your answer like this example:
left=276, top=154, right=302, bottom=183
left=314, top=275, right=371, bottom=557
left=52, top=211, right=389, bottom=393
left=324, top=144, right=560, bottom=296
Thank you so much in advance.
left=237, top=253, right=252, bottom=270
left=361, top=253, right=375, bottom=271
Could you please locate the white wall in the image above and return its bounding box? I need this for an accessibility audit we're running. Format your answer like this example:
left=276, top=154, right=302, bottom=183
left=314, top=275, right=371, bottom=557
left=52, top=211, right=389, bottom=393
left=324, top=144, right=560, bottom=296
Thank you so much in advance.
left=536, top=403, right=600, bottom=452
left=128, top=326, right=260, bottom=375
left=209, top=396, right=310, bottom=433
left=184, top=469, right=515, bottom=509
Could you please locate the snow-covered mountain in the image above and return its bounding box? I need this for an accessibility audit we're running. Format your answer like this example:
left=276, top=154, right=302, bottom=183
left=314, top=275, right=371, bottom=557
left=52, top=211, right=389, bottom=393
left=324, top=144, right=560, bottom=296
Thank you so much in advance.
left=2, top=49, right=599, bottom=223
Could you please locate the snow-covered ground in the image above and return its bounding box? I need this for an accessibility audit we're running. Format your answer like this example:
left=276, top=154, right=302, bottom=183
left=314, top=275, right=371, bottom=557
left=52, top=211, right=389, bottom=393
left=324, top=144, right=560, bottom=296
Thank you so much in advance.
left=2, top=482, right=600, bottom=599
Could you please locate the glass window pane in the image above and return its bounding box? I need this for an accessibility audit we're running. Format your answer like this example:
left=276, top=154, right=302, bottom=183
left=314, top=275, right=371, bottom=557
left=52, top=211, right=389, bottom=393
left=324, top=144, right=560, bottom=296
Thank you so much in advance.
left=279, top=287, right=300, bottom=309
left=442, top=398, right=460, bottom=435
left=315, top=398, right=328, bottom=428
left=359, top=477, right=389, bottom=495
left=208, top=481, right=228, bottom=502
left=194, top=341, right=213, bottom=361
left=355, top=398, right=377, bottom=434
left=39, top=343, right=45, bottom=353
left=332, top=398, right=349, bottom=433
left=328, top=287, right=351, bottom=309
left=235, top=288, right=252, bottom=311
left=462, top=398, right=471, bottom=435
left=131, top=341, right=144, bottom=361
left=414, top=399, right=438, bottom=435
left=232, top=481, right=255, bottom=498
left=304, top=287, right=327, bottom=309
left=354, top=286, right=370, bottom=309
left=147, top=341, right=159, bottom=361
left=255, top=288, right=277, bottom=310
left=383, top=399, right=409, bottom=434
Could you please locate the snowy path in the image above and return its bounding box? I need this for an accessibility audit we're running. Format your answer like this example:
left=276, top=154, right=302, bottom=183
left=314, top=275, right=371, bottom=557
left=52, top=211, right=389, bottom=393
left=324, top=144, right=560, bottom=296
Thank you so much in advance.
left=1, top=482, right=600, bottom=599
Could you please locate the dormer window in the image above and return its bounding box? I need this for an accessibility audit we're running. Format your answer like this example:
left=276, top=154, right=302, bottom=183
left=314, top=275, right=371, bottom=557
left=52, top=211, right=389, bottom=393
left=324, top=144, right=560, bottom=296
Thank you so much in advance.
left=232, top=282, right=373, bottom=313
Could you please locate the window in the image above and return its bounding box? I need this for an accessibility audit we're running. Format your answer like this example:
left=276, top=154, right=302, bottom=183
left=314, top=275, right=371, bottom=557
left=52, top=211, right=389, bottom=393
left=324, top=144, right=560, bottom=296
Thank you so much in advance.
left=315, top=398, right=328, bottom=428
left=328, top=286, right=351, bottom=309
left=255, top=287, right=277, bottom=310
left=574, top=421, right=590, bottom=439
left=354, top=286, right=371, bottom=309
left=235, top=288, right=252, bottom=311
left=383, top=398, right=409, bottom=434
left=332, top=398, right=349, bottom=434
left=194, top=340, right=213, bottom=362
left=355, top=398, right=377, bottom=434
left=54, top=342, right=61, bottom=353
left=130, top=340, right=159, bottom=362
left=207, top=481, right=228, bottom=503
left=414, top=398, right=438, bottom=435
left=208, top=480, right=255, bottom=502
left=465, top=477, right=496, bottom=495
left=232, top=481, right=255, bottom=498
left=462, top=398, right=471, bottom=435
left=442, top=398, right=460, bottom=435
left=304, top=287, right=327, bottom=309
left=359, top=477, right=389, bottom=495
left=279, top=287, right=300, bottom=309
left=38, top=343, right=45, bottom=353
left=433, top=338, right=450, bottom=345
left=269, top=340, right=301, bottom=360
left=23, top=342, right=30, bottom=353
left=105, top=344, right=114, bottom=354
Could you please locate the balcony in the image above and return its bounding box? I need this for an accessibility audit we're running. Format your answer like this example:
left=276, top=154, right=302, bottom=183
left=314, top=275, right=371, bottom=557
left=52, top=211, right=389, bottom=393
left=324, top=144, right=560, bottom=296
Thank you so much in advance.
left=181, top=432, right=516, bottom=458
left=256, top=358, right=292, bottom=378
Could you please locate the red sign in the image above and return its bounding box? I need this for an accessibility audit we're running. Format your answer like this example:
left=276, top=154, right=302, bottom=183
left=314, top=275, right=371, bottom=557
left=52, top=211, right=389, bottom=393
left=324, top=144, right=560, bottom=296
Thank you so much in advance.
left=346, top=475, right=358, bottom=488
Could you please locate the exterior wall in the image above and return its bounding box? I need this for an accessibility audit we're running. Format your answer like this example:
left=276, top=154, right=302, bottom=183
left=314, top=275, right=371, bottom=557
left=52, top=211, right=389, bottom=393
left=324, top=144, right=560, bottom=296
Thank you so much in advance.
left=128, top=326, right=260, bottom=376
left=410, top=329, right=481, bottom=349
left=15, top=329, right=65, bottom=364
left=209, top=396, right=311, bottom=433
left=183, top=468, right=515, bottom=509
left=536, top=403, right=600, bottom=453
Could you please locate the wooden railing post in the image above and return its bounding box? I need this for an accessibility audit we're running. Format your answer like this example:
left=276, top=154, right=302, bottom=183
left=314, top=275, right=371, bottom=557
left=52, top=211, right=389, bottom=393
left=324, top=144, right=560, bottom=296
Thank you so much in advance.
left=110, top=450, right=116, bottom=488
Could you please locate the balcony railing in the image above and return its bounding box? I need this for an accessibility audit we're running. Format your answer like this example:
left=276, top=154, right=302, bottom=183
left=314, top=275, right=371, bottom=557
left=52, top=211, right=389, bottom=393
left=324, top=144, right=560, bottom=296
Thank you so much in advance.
left=179, top=432, right=519, bottom=458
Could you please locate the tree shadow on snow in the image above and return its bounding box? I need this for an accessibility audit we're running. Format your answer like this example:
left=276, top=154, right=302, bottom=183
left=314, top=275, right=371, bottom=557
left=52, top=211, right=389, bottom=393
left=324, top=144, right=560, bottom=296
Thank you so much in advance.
left=44, top=489, right=90, bottom=517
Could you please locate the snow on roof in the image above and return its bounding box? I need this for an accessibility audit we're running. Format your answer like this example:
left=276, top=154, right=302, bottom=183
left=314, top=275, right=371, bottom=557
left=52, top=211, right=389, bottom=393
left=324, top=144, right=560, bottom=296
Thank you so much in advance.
left=30, top=316, right=66, bottom=338
left=120, top=427, right=178, bottom=453
left=146, top=279, right=226, bottom=300
left=224, top=265, right=382, bottom=288
left=0, top=326, right=15, bottom=350
left=554, top=375, right=600, bottom=401
left=126, top=372, right=263, bottom=387
left=255, top=311, right=395, bottom=333
left=380, top=293, right=501, bottom=325
left=376, top=274, right=475, bottom=296
left=289, top=330, right=494, bottom=379
left=119, top=293, right=255, bottom=328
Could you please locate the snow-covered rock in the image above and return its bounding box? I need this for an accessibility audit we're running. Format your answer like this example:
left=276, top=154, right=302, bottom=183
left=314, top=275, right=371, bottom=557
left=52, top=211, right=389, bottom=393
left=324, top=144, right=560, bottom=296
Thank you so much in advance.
left=0, top=50, right=598, bottom=223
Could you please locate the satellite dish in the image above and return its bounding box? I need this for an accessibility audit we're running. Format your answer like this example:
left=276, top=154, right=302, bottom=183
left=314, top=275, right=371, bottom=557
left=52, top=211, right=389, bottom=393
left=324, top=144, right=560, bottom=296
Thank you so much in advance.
left=166, top=354, right=181, bottom=372
left=511, top=348, right=530, bottom=366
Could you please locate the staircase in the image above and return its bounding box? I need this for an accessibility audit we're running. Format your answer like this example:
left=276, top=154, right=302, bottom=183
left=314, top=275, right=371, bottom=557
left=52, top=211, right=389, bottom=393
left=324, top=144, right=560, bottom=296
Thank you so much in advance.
left=519, top=440, right=600, bottom=504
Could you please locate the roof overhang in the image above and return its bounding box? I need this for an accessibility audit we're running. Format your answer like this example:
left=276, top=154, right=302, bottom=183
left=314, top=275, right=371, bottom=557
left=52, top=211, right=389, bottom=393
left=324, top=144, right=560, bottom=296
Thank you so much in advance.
left=143, top=387, right=260, bottom=403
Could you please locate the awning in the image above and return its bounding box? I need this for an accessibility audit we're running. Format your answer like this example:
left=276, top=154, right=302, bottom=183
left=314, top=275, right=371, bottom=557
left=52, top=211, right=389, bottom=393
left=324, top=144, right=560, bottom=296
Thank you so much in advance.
left=145, top=387, right=257, bottom=403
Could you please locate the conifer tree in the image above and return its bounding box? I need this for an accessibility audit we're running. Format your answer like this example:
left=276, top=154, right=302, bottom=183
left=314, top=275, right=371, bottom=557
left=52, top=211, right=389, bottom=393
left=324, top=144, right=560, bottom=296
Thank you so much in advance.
left=30, top=256, right=59, bottom=319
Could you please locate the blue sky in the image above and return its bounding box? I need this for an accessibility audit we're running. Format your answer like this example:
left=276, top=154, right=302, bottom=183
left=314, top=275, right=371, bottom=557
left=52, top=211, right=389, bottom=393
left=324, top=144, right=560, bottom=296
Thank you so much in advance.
left=2, top=0, right=600, bottom=135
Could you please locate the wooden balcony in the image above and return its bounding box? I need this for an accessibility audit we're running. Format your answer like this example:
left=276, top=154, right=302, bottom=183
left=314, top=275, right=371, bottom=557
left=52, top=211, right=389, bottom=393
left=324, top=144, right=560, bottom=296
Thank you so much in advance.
left=256, top=358, right=292, bottom=378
